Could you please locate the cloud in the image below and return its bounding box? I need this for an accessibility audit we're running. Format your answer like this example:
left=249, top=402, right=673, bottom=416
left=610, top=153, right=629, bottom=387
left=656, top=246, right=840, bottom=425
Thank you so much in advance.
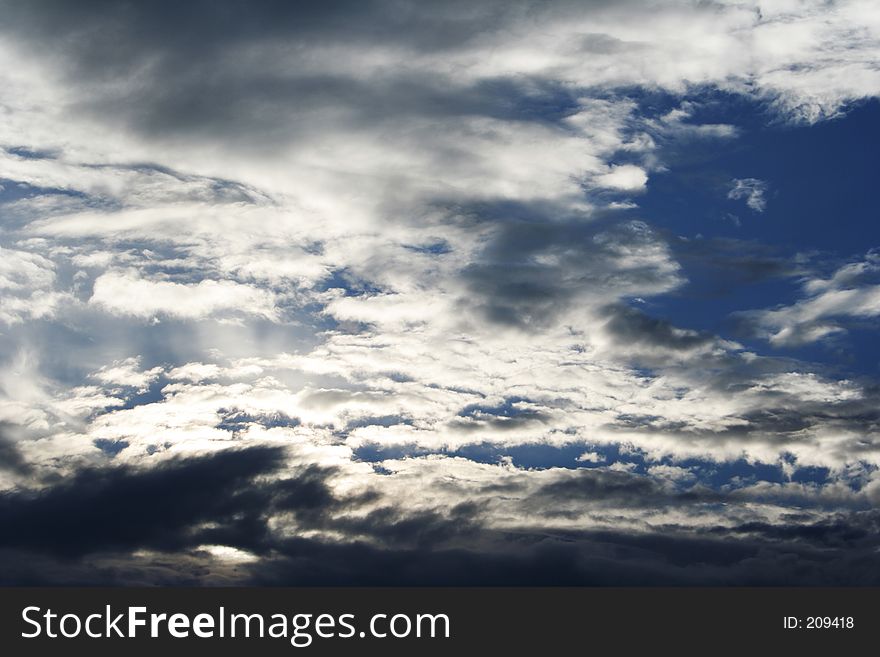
left=602, top=304, right=716, bottom=353
left=593, top=164, right=649, bottom=192
left=167, top=362, right=223, bottom=382
left=738, top=251, right=880, bottom=346
left=0, top=446, right=289, bottom=557
left=3, top=443, right=880, bottom=585
left=576, top=451, right=605, bottom=464
left=727, top=178, right=768, bottom=213
left=0, top=0, right=879, bottom=584
left=671, top=237, right=802, bottom=296
left=92, top=356, right=163, bottom=392
left=0, top=246, right=67, bottom=324
left=458, top=218, right=682, bottom=329
left=90, top=269, right=280, bottom=321
left=0, top=424, right=33, bottom=476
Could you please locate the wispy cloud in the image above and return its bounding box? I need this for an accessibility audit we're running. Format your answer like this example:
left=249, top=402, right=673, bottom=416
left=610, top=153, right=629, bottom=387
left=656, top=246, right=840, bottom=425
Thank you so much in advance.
left=728, top=178, right=768, bottom=213
left=738, top=251, right=880, bottom=346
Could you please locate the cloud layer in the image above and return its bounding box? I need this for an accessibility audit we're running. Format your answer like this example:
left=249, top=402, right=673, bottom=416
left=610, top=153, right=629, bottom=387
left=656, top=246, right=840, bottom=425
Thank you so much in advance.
left=1, top=0, right=880, bottom=584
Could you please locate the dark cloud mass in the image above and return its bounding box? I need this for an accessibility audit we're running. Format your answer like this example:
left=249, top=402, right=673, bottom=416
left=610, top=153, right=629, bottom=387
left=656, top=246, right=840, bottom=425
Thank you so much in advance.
left=1, top=0, right=879, bottom=585
left=603, top=304, right=715, bottom=351
left=0, top=446, right=285, bottom=557
left=461, top=218, right=679, bottom=328
left=2, top=446, right=880, bottom=586
left=0, top=429, right=32, bottom=476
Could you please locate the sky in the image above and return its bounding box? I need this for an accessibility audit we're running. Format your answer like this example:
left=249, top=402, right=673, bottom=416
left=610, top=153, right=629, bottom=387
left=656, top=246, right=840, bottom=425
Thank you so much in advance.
left=1, top=0, right=880, bottom=585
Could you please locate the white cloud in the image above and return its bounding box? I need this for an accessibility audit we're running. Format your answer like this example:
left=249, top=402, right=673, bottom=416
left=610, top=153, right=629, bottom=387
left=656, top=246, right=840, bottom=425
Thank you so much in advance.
left=0, top=246, right=67, bottom=324
left=743, top=252, right=880, bottom=346
left=92, top=357, right=163, bottom=393
left=728, top=178, right=768, bottom=212
left=89, top=270, right=279, bottom=321
left=593, top=164, right=649, bottom=192
left=646, top=464, right=697, bottom=483
left=167, top=362, right=223, bottom=383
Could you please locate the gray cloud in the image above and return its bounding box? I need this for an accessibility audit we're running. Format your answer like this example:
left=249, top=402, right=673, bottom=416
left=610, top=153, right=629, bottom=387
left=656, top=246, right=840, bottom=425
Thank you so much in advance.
left=460, top=217, right=680, bottom=329
left=0, top=425, right=32, bottom=476
left=2, top=441, right=880, bottom=585
left=603, top=304, right=715, bottom=351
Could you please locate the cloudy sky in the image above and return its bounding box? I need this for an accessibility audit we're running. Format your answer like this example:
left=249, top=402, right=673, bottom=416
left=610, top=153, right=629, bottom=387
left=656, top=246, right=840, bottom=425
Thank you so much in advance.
left=1, top=0, right=880, bottom=585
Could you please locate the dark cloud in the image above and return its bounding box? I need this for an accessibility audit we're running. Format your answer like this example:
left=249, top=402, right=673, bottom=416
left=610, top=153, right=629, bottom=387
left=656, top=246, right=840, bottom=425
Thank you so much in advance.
left=669, top=236, right=800, bottom=298
left=2, top=441, right=879, bottom=585
left=459, top=217, right=677, bottom=329
left=0, top=425, right=32, bottom=475
left=447, top=413, right=550, bottom=434
left=270, top=465, right=379, bottom=522
left=1, top=0, right=625, bottom=64
left=527, top=468, right=723, bottom=513
left=0, top=0, right=594, bottom=147
left=216, top=409, right=301, bottom=434
left=0, top=446, right=286, bottom=557
left=0, top=444, right=455, bottom=564
left=1, top=0, right=501, bottom=59
left=109, top=74, right=587, bottom=144
left=603, top=304, right=715, bottom=351
left=6, top=513, right=880, bottom=586
left=714, top=513, right=879, bottom=547
left=245, top=508, right=880, bottom=586
left=325, top=502, right=482, bottom=551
